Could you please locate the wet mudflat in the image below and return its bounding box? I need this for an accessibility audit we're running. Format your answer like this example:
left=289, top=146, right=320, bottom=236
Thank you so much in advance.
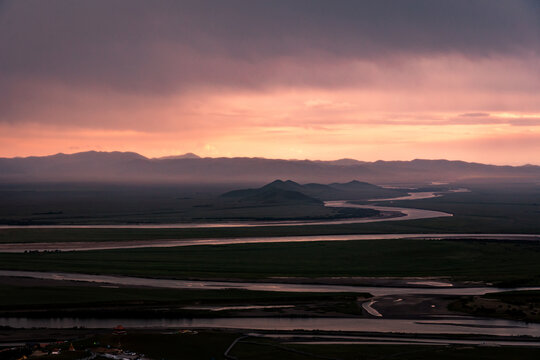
left=3, top=270, right=540, bottom=296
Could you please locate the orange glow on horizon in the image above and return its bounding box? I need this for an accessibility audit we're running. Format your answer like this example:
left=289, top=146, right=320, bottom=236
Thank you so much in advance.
left=2, top=56, right=540, bottom=165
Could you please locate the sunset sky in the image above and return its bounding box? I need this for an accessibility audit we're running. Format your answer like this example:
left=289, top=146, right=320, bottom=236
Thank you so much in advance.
left=1, top=0, right=540, bottom=165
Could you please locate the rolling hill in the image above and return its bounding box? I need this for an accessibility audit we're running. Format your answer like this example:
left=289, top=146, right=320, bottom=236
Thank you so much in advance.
left=222, top=179, right=407, bottom=201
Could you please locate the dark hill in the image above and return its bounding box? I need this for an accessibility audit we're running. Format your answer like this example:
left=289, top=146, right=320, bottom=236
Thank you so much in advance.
left=222, top=179, right=407, bottom=201
left=241, top=188, right=323, bottom=205
left=261, top=179, right=305, bottom=192
left=224, top=180, right=310, bottom=198
left=330, top=180, right=381, bottom=191
left=222, top=180, right=323, bottom=205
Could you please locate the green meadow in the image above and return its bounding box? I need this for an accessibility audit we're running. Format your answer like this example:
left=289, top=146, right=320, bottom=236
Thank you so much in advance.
left=2, top=239, right=540, bottom=285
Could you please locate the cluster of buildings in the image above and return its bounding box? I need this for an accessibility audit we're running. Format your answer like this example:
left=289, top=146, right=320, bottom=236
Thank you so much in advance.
left=7, top=326, right=153, bottom=360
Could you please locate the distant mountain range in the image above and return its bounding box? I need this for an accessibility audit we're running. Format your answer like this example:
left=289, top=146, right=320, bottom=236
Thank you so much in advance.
left=1, top=151, right=539, bottom=185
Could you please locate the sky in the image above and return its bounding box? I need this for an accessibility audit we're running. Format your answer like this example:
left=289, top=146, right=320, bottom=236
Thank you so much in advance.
left=1, top=0, right=540, bottom=165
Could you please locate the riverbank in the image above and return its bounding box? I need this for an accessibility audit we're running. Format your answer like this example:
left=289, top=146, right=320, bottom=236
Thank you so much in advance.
left=2, top=233, right=539, bottom=253
left=3, top=271, right=540, bottom=329
left=0, top=277, right=370, bottom=319
left=450, top=290, right=540, bottom=324
left=2, top=238, right=540, bottom=286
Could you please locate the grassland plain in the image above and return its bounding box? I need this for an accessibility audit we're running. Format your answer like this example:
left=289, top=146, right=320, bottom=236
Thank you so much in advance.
left=368, top=184, right=540, bottom=232
left=450, top=290, right=540, bottom=323
left=0, top=284, right=362, bottom=308
left=0, top=281, right=367, bottom=318
left=0, top=183, right=380, bottom=225
left=1, top=183, right=539, bottom=240
left=2, top=239, right=540, bottom=285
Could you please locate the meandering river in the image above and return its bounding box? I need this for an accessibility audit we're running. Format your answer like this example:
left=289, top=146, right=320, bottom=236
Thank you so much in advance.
left=2, top=270, right=540, bottom=296
left=2, top=190, right=539, bottom=337
left=0, top=233, right=538, bottom=253
left=0, top=192, right=451, bottom=229
left=2, top=269, right=540, bottom=335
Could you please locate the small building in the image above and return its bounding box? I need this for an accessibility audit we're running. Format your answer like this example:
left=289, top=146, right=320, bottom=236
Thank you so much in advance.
left=112, top=325, right=127, bottom=335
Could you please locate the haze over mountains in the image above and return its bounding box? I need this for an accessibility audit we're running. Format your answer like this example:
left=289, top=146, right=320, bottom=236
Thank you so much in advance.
left=1, top=151, right=539, bottom=185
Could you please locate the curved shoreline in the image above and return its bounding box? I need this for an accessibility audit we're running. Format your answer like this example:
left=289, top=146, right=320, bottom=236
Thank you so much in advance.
left=2, top=269, right=540, bottom=296
left=3, top=316, right=540, bottom=337
left=0, top=233, right=538, bottom=253
left=0, top=193, right=452, bottom=229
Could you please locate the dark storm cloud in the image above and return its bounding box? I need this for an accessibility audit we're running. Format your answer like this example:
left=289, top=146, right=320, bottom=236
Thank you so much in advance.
left=1, top=0, right=539, bottom=94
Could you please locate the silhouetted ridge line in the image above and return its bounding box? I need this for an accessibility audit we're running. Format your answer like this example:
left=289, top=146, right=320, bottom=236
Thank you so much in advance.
left=1, top=151, right=538, bottom=184
left=222, top=179, right=407, bottom=201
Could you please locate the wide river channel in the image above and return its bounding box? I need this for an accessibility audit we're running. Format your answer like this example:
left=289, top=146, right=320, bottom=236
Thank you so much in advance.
left=3, top=269, right=540, bottom=337
left=0, top=192, right=450, bottom=229
left=2, top=191, right=540, bottom=337
left=2, top=316, right=540, bottom=337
